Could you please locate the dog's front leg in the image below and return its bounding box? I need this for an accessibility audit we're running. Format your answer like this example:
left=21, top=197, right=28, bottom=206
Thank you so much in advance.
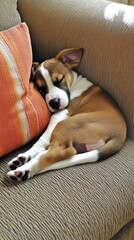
left=8, top=109, right=69, bottom=170
left=7, top=143, right=73, bottom=181
left=7, top=149, right=99, bottom=182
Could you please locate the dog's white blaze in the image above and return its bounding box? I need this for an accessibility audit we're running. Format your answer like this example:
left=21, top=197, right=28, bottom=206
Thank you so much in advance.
left=40, top=65, right=69, bottom=112
left=70, top=71, right=93, bottom=99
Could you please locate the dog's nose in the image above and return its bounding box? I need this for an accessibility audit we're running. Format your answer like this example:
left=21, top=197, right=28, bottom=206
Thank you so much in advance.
left=49, top=98, right=60, bottom=110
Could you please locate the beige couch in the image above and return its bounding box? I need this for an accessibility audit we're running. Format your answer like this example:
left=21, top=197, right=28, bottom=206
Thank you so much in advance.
left=1, top=0, right=134, bottom=239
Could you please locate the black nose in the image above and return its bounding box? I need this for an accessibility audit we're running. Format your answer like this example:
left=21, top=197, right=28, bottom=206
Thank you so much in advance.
left=49, top=98, right=60, bottom=110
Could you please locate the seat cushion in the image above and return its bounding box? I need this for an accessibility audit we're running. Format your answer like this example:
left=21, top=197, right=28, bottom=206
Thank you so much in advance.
left=0, top=23, right=50, bottom=156
left=1, top=138, right=134, bottom=239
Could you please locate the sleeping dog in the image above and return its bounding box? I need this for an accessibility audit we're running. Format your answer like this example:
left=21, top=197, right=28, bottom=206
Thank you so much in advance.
left=7, top=48, right=126, bottom=181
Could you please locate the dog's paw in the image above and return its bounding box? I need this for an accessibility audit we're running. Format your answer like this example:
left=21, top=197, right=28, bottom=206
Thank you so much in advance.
left=7, top=169, right=30, bottom=182
left=8, top=154, right=32, bottom=170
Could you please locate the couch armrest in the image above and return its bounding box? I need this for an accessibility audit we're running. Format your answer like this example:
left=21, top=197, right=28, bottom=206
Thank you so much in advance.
left=18, top=0, right=134, bottom=138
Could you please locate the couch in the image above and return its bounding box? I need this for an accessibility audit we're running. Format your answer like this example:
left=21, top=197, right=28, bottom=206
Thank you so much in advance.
left=0, top=0, right=134, bottom=239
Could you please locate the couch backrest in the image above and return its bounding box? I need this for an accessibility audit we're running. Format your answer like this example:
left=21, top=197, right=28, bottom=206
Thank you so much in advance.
left=0, top=0, right=21, bottom=30
left=18, top=0, right=134, bottom=138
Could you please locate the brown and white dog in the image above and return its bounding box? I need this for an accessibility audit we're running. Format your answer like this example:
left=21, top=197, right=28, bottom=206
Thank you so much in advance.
left=7, top=48, right=126, bottom=181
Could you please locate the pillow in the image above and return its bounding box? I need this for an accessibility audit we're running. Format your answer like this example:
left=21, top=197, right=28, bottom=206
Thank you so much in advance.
left=0, top=23, right=50, bottom=157
left=0, top=0, right=21, bottom=31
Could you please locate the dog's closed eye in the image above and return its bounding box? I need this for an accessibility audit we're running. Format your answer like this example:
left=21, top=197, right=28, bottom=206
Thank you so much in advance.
left=53, top=75, right=65, bottom=86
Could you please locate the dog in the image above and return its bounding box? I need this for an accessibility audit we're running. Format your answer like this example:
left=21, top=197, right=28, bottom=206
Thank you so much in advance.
left=7, top=48, right=126, bottom=181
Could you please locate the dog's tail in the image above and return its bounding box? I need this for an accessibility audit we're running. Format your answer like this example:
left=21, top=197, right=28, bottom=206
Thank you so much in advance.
left=97, top=138, right=124, bottom=160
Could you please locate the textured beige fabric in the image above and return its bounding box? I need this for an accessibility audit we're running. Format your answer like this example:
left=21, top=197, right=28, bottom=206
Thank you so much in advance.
left=0, top=139, right=134, bottom=240
left=0, top=0, right=21, bottom=31
left=128, top=0, right=134, bottom=5
left=112, top=219, right=134, bottom=240
left=109, top=0, right=134, bottom=5
left=107, top=0, right=128, bottom=4
left=18, top=0, right=134, bottom=138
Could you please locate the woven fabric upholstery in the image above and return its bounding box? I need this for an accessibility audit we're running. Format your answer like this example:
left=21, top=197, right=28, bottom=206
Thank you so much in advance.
left=18, top=0, right=134, bottom=138
left=0, top=0, right=21, bottom=31
left=112, top=219, right=134, bottom=240
left=0, top=138, right=134, bottom=240
left=0, top=23, right=50, bottom=156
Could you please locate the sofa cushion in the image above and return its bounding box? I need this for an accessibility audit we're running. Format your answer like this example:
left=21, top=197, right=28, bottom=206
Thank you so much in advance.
left=1, top=138, right=134, bottom=239
left=0, top=23, right=50, bottom=157
left=18, top=0, right=134, bottom=138
left=0, top=0, right=21, bottom=31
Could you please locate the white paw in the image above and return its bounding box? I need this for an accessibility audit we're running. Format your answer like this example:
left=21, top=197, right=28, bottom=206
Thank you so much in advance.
left=8, top=154, right=32, bottom=170
left=7, top=168, right=30, bottom=181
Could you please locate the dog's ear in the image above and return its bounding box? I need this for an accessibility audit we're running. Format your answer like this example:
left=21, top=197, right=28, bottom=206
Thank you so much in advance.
left=30, top=62, right=40, bottom=81
left=56, top=48, right=84, bottom=69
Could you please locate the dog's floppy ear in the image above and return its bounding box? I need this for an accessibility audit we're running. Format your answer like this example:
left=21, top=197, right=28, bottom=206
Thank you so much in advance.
left=56, top=48, right=84, bottom=69
left=30, top=62, right=40, bottom=81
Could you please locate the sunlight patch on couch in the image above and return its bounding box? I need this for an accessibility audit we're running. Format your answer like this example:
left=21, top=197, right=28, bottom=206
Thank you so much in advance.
left=104, top=3, right=134, bottom=26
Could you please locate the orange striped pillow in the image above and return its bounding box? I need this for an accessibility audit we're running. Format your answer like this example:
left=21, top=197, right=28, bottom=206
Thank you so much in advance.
left=0, top=23, right=50, bottom=157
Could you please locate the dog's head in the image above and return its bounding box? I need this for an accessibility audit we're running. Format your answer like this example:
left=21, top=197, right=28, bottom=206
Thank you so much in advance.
left=33, top=48, right=83, bottom=112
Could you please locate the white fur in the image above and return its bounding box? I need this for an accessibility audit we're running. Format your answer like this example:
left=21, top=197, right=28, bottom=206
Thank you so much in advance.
left=71, top=71, right=93, bottom=99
